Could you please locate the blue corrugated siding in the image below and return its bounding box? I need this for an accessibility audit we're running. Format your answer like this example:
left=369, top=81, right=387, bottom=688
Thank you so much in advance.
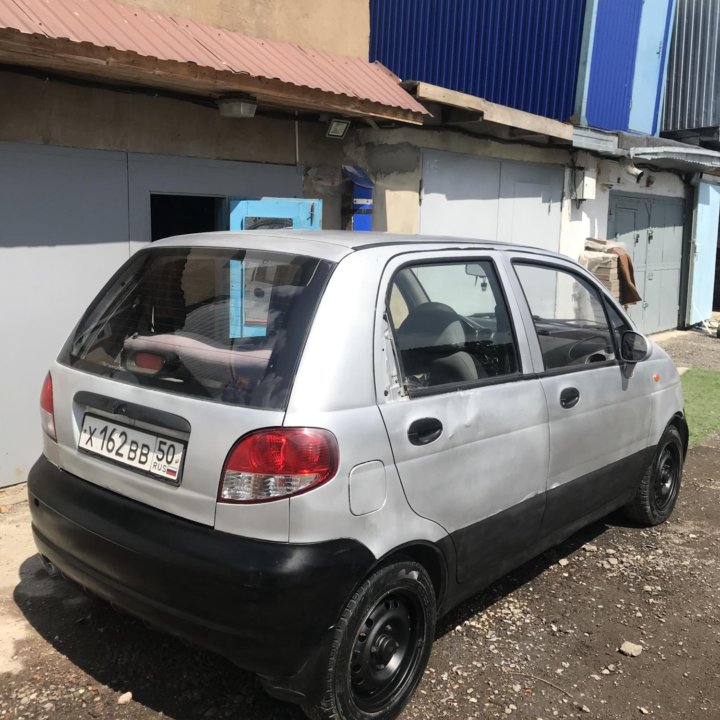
left=370, top=0, right=587, bottom=121
left=584, top=0, right=643, bottom=130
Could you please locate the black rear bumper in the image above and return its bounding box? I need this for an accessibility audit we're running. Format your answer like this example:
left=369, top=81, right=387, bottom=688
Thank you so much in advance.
left=28, top=456, right=374, bottom=691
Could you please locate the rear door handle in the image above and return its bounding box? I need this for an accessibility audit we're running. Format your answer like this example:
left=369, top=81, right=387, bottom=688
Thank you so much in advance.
left=408, top=417, right=443, bottom=446
left=560, top=387, right=580, bottom=409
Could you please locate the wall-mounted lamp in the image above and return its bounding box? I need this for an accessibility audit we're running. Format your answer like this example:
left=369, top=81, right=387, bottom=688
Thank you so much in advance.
left=622, top=159, right=644, bottom=183
left=217, top=98, right=257, bottom=118
left=326, top=118, right=351, bottom=139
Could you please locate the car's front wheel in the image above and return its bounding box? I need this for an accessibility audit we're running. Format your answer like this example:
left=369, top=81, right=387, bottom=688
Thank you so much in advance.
left=624, top=424, right=684, bottom=526
left=304, top=560, right=436, bottom=720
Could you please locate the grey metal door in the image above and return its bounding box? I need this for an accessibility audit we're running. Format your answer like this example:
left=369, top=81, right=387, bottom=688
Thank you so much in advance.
left=609, top=193, right=684, bottom=334
left=420, top=150, right=563, bottom=252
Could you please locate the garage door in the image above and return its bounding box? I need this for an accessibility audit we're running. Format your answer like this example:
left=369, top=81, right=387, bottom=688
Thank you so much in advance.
left=0, top=142, right=130, bottom=488
left=608, top=193, right=684, bottom=334
left=420, top=150, right=563, bottom=252
left=0, top=142, right=304, bottom=488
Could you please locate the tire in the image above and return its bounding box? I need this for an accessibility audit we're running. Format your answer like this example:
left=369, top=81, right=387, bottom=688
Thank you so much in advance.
left=623, top=425, right=684, bottom=526
left=303, top=561, right=436, bottom=720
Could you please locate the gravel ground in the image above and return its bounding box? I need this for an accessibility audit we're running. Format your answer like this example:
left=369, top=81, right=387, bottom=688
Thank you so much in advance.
left=2, top=440, right=719, bottom=720
left=652, top=328, right=720, bottom=372
left=1, top=336, right=718, bottom=720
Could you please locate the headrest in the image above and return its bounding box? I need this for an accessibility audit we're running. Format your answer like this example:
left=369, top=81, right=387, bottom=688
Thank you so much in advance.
left=396, top=302, right=466, bottom=351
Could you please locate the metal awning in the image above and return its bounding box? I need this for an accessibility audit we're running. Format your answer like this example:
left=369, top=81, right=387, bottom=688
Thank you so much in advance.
left=0, top=0, right=428, bottom=124
left=628, top=146, right=720, bottom=172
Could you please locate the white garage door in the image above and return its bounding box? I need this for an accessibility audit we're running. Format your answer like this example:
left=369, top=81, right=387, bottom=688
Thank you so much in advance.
left=420, top=150, right=563, bottom=252
left=0, top=142, right=303, bottom=488
left=0, top=142, right=130, bottom=488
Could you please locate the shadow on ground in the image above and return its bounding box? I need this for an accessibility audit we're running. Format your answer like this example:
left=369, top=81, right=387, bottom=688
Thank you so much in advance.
left=13, top=554, right=303, bottom=720
left=13, top=519, right=614, bottom=719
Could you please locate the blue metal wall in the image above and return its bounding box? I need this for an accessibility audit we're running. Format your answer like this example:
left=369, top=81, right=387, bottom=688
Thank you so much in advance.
left=370, top=0, right=587, bottom=121
left=583, top=0, right=642, bottom=130
left=578, top=0, right=676, bottom=134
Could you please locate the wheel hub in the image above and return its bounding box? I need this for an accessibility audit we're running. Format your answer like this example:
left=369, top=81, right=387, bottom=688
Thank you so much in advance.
left=373, top=633, right=399, bottom=666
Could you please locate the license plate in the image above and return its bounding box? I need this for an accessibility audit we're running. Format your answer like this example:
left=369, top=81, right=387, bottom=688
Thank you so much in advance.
left=79, top=414, right=185, bottom=484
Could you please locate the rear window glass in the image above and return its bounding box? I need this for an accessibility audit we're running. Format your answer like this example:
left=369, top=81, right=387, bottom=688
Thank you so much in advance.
left=60, top=247, right=334, bottom=410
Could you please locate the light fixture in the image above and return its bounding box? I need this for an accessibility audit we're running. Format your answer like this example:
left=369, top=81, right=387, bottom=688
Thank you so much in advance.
left=622, top=158, right=644, bottom=183
left=218, top=98, right=257, bottom=118
left=326, top=118, right=351, bottom=139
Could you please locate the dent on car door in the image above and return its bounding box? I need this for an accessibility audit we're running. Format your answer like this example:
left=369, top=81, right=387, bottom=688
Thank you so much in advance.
left=511, top=261, right=653, bottom=538
left=376, top=254, right=550, bottom=587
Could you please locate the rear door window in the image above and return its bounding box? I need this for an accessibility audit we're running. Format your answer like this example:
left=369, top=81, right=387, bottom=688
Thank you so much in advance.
left=386, top=260, right=520, bottom=391
left=61, top=247, right=334, bottom=410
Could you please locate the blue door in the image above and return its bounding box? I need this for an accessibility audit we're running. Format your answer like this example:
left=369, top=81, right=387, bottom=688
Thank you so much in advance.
left=688, top=182, right=720, bottom=325
left=229, top=198, right=322, bottom=231
left=628, top=0, right=676, bottom=135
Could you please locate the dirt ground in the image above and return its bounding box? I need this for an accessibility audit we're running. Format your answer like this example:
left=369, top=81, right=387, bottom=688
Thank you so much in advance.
left=652, top=327, right=720, bottom=372
left=1, top=335, right=719, bottom=720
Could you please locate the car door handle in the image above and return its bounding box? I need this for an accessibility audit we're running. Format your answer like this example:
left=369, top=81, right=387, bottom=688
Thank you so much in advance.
left=560, top=387, right=580, bottom=409
left=408, top=417, right=443, bottom=446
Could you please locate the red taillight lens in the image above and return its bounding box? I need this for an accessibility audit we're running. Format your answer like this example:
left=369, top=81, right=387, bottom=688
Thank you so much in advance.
left=40, top=372, right=56, bottom=440
left=219, top=428, right=339, bottom=503
left=132, top=352, right=165, bottom=372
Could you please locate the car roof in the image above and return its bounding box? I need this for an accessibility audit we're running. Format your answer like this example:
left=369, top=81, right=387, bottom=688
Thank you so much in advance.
left=151, top=230, right=567, bottom=263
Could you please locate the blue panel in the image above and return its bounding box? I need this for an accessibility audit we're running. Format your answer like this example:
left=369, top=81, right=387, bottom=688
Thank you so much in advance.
left=229, top=198, right=322, bottom=230
left=584, top=0, right=642, bottom=130
left=352, top=184, right=373, bottom=232
left=628, top=0, right=676, bottom=134
left=370, top=0, right=587, bottom=121
left=689, top=182, right=720, bottom=325
left=229, top=259, right=244, bottom=339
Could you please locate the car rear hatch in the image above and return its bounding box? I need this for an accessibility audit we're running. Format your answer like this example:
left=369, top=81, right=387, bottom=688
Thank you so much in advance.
left=50, top=245, right=334, bottom=526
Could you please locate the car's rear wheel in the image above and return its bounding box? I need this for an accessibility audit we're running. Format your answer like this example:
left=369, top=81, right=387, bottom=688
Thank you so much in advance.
left=623, top=425, right=684, bottom=526
left=303, top=561, right=436, bottom=720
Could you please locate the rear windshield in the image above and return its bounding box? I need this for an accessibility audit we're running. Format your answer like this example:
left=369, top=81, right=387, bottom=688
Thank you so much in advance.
left=60, top=247, right=334, bottom=410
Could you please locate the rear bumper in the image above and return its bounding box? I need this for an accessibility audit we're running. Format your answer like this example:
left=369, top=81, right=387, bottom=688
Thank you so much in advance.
left=28, top=455, right=374, bottom=689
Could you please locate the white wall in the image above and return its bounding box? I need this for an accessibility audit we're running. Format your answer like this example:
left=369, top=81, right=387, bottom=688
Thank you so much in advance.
left=560, top=155, right=685, bottom=261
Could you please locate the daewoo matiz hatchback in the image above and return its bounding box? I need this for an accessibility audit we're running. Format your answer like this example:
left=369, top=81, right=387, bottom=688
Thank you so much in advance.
left=29, top=231, right=687, bottom=720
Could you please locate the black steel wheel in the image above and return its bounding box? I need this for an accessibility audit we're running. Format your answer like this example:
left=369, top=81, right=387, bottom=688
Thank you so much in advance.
left=304, top=561, right=436, bottom=720
left=624, top=424, right=684, bottom=526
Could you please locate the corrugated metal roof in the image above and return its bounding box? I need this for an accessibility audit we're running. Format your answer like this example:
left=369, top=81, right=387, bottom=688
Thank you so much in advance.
left=664, top=0, right=720, bottom=131
left=0, top=0, right=428, bottom=119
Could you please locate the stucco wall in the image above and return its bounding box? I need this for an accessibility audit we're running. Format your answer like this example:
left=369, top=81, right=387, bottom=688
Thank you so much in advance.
left=0, top=70, right=345, bottom=227
left=120, top=0, right=369, bottom=58
left=345, top=126, right=687, bottom=262
left=560, top=154, right=686, bottom=260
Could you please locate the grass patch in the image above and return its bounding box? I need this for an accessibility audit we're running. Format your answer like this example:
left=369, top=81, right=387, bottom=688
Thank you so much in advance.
left=680, top=368, right=720, bottom=447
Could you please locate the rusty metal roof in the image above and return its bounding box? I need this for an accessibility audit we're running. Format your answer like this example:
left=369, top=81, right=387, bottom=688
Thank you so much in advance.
left=0, top=0, right=428, bottom=122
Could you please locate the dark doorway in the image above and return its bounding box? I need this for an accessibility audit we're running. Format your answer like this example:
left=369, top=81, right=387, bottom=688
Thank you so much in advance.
left=151, top=194, right=227, bottom=241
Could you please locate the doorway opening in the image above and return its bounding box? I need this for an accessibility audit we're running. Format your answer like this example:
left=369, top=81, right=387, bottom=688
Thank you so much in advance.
left=151, top=194, right=228, bottom=241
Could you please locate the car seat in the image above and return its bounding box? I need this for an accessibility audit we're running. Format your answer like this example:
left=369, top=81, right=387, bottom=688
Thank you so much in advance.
left=396, top=302, right=486, bottom=386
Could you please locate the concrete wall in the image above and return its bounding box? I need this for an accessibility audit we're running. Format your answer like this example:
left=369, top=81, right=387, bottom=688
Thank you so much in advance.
left=0, top=70, right=345, bottom=228
left=345, top=126, right=686, bottom=262
left=121, top=0, right=369, bottom=58
left=560, top=153, right=685, bottom=260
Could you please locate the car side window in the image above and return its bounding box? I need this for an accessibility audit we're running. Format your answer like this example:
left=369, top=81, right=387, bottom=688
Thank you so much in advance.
left=514, top=263, right=617, bottom=371
left=386, top=260, right=519, bottom=390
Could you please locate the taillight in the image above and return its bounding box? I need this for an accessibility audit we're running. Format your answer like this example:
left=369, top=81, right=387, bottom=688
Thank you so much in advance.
left=40, top=372, right=56, bottom=440
left=219, top=428, right=339, bottom=503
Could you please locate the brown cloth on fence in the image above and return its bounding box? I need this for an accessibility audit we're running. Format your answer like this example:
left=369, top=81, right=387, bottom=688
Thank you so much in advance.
left=609, top=246, right=642, bottom=305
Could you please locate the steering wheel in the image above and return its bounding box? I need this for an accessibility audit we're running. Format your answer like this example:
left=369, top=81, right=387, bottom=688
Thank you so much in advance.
left=568, top=335, right=611, bottom=363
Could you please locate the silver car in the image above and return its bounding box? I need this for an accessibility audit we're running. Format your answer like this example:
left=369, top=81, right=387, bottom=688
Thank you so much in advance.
left=29, top=231, right=687, bottom=720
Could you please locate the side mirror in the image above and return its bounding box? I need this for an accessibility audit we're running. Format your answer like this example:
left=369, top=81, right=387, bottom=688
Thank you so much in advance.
left=620, top=331, right=650, bottom=364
